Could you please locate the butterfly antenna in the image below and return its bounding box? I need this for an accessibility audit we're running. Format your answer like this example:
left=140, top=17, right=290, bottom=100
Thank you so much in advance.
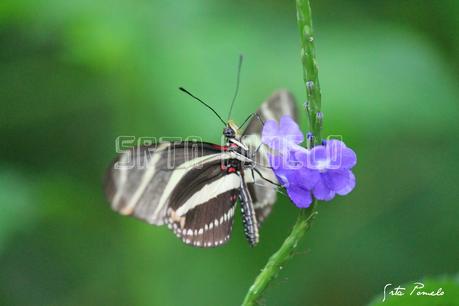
left=227, top=54, right=243, bottom=121
left=179, top=87, right=226, bottom=126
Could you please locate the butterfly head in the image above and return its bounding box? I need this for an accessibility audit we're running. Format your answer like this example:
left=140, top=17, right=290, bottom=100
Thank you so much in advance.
left=223, top=120, right=240, bottom=139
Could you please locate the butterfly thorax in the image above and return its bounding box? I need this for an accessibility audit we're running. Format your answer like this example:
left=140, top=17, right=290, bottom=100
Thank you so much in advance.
left=223, top=129, right=251, bottom=173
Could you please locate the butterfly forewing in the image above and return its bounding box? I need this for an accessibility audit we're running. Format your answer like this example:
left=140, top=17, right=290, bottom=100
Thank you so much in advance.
left=105, top=142, right=233, bottom=228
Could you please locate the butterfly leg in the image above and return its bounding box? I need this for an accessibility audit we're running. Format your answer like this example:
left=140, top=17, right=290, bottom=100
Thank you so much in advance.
left=252, top=167, right=281, bottom=188
left=250, top=142, right=265, bottom=159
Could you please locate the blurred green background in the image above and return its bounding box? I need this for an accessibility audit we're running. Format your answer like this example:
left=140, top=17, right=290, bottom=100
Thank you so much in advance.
left=1, top=0, right=459, bottom=305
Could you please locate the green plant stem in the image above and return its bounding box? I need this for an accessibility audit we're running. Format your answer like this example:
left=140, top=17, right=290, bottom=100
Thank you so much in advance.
left=241, top=1, right=322, bottom=305
left=241, top=204, right=318, bottom=306
left=296, top=0, right=322, bottom=144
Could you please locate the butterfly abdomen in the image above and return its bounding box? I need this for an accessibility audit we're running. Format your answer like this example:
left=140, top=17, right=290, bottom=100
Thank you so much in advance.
left=238, top=173, right=259, bottom=246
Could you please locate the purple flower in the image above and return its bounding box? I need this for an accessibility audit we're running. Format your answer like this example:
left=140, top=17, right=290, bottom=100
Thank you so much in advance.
left=306, top=140, right=356, bottom=201
left=262, top=115, right=357, bottom=208
left=269, top=152, right=319, bottom=208
left=262, top=116, right=304, bottom=154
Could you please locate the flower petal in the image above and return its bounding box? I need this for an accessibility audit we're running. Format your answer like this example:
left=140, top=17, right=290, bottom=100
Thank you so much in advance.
left=308, top=145, right=328, bottom=170
left=326, top=140, right=357, bottom=169
left=261, top=120, right=280, bottom=149
left=286, top=185, right=313, bottom=208
left=268, top=152, right=299, bottom=173
left=322, top=169, right=351, bottom=191
left=297, top=167, right=320, bottom=190
left=340, top=147, right=357, bottom=169
left=335, top=171, right=356, bottom=195
left=276, top=173, right=289, bottom=187
left=279, top=116, right=304, bottom=145
left=262, top=119, right=296, bottom=153
left=290, top=144, right=308, bottom=161
left=268, top=153, right=283, bottom=170
left=280, top=167, right=307, bottom=188
left=268, top=153, right=298, bottom=187
left=312, top=176, right=336, bottom=201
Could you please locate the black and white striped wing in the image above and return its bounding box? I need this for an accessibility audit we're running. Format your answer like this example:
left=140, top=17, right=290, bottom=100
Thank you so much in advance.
left=104, top=142, right=239, bottom=247
left=165, top=158, right=240, bottom=247
left=242, top=90, right=298, bottom=223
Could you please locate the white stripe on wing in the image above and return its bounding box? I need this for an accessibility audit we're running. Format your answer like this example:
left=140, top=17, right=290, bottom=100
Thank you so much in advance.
left=120, top=143, right=169, bottom=214
left=112, top=151, right=129, bottom=209
left=176, top=173, right=241, bottom=217
left=151, top=152, right=232, bottom=222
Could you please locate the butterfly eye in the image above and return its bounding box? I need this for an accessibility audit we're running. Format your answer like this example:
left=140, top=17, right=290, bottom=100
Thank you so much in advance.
left=223, top=127, right=235, bottom=138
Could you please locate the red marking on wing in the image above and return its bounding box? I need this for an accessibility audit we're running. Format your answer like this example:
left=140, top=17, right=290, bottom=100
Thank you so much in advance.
left=212, top=144, right=229, bottom=151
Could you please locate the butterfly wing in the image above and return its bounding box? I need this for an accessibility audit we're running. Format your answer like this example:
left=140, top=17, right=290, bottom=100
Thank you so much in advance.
left=243, top=90, right=298, bottom=136
left=165, top=158, right=240, bottom=247
left=242, top=90, right=298, bottom=223
left=104, top=141, right=240, bottom=247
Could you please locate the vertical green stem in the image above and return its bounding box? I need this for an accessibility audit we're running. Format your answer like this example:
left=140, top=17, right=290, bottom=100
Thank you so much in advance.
left=296, top=0, right=322, bottom=144
left=241, top=1, right=322, bottom=305
left=241, top=205, right=318, bottom=306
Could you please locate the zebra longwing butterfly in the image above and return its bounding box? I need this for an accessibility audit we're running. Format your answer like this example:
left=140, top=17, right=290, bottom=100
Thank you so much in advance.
left=105, top=55, right=297, bottom=247
left=104, top=90, right=297, bottom=247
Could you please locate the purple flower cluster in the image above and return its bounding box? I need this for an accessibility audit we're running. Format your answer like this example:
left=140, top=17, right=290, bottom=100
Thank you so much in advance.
left=262, top=116, right=357, bottom=208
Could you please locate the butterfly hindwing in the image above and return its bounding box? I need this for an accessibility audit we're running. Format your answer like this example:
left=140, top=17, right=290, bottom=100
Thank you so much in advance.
left=242, top=90, right=298, bottom=224
left=244, top=169, right=277, bottom=223
left=243, top=90, right=298, bottom=136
